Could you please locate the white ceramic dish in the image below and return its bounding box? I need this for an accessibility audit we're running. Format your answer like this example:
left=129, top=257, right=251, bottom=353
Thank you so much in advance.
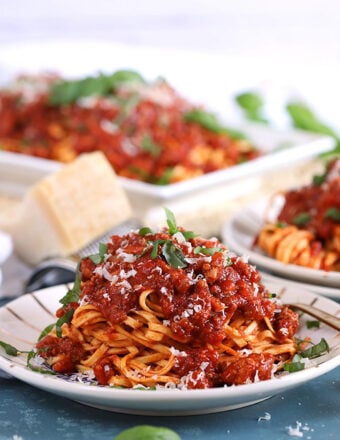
left=0, top=122, right=334, bottom=203
left=222, top=197, right=340, bottom=288
left=0, top=231, right=12, bottom=266
left=261, top=272, right=340, bottom=299
left=0, top=41, right=335, bottom=201
left=0, top=283, right=339, bottom=415
left=0, top=231, right=12, bottom=289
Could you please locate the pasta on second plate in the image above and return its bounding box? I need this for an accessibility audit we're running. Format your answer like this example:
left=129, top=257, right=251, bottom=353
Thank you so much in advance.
left=255, top=158, right=340, bottom=272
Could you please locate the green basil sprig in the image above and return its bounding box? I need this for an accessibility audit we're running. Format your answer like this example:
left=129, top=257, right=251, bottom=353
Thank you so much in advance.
left=284, top=337, right=330, bottom=372
left=184, top=109, right=247, bottom=140
left=235, top=91, right=268, bottom=124
left=49, top=70, right=145, bottom=105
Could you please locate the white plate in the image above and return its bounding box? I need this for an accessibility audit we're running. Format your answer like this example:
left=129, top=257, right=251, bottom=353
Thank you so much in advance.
left=0, top=41, right=335, bottom=201
left=0, top=231, right=12, bottom=289
left=222, top=198, right=340, bottom=288
left=261, top=272, right=340, bottom=299
left=0, top=284, right=339, bottom=415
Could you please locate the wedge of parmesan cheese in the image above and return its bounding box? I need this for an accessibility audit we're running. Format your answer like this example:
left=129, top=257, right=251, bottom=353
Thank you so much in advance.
left=10, top=151, right=132, bottom=265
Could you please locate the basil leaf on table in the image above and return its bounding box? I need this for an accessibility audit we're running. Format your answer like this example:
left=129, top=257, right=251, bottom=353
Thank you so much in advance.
left=114, top=425, right=181, bottom=440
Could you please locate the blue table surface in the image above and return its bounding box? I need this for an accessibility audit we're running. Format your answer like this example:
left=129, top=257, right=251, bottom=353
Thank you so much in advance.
left=1, top=298, right=339, bottom=440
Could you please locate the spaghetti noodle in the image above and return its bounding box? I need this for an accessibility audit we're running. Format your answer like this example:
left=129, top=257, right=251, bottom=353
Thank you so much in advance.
left=255, top=159, right=340, bottom=271
left=35, top=210, right=300, bottom=389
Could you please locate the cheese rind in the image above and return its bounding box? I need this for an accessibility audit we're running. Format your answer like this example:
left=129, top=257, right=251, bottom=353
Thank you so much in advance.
left=11, top=152, right=132, bottom=264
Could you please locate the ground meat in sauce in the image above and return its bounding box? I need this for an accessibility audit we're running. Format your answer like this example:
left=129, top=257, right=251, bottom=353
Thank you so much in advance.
left=36, top=335, right=85, bottom=373
left=220, top=353, right=274, bottom=385
left=272, top=306, right=299, bottom=342
left=277, top=159, right=340, bottom=245
left=35, top=226, right=299, bottom=386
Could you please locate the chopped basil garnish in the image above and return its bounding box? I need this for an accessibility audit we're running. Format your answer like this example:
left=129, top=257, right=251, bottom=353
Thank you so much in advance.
left=59, top=261, right=81, bottom=306
left=150, top=240, right=166, bottom=259
left=283, top=354, right=305, bottom=373
left=324, top=207, right=340, bottom=222
left=154, top=167, right=174, bottom=185
left=38, top=323, right=56, bottom=341
left=292, top=212, right=311, bottom=226
left=49, top=70, right=145, bottom=105
left=234, top=91, right=268, bottom=124
left=286, top=102, right=338, bottom=138
left=89, top=243, right=108, bottom=264
left=184, top=109, right=247, bottom=140
left=141, top=133, right=161, bottom=157
left=284, top=338, right=330, bottom=373
left=312, top=172, right=327, bottom=186
left=306, top=320, right=320, bottom=329
left=162, top=241, right=187, bottom=269
left=193, top=246, right=223, bottom=256
left=55, top=309, right=74, bottom=338
left=0, top=340, right=20, bottom=356
left=300, top=337, right=329, bottom=359
left=139, top=227, right=154, bottom=236
left=165, top=207, right=178, bottom=235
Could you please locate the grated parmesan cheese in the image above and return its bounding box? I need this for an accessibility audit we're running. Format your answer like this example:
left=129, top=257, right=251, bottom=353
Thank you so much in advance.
left=286, top=421, right=303, bottom=438
left=258, top=412, right=271, bottom=422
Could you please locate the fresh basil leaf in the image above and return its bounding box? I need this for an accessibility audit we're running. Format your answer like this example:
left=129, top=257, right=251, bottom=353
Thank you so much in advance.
left=300, top=337, right=329, bottom=359
left=49, top=70, right=145, bottom=105
left=162, top=241, right=187, bottom=269
left=223, top=256, right=233, bottom=267
left=114, top=425, right=181, bottom=440
left=184, top=109, right=247, bottom=140
left=38, top=323, right=56, bottom=341
left=235, top=92, right=268, bottom=124
left=139, top=227, right=154, bottom=236
left=141, top=133, right=161, bottom=157
left=59, top=262, right=81, bottom=306
left=193, top=246, right=223, bottom=256
left=292, top=212, right=311, bottom=226
left=89, top=243, right=108, bottom=264
left=165, top=208, right=178, bottom=235
left=150, top=240, right=166, bottom=259
left=153, top=167, right=174, bottom=185
left=0, top=340, right=20, bottom=356
left=324, top=207, right=340, bottom=222
left=306, top=320, right=320, bottom=329
left=283, top=359, right=305, bottom=373
left=181, top=230, right=197, bottom=240
left=286, top=102, right=339, bottom=138
left=55, top=309, right=74, bottom=338
left=312, top=172, right=327, bottom=186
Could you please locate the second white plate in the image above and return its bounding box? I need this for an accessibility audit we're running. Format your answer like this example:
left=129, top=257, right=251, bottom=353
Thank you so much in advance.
left=222, top=198, right=340, bottom=288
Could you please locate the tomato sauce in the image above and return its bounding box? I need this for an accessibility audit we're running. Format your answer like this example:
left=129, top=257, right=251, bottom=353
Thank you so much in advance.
left=0, top=74, right=259, bottom=184
left=277, top=159, right=340, bottom=246
left=37, top=226, right=299, bottom=387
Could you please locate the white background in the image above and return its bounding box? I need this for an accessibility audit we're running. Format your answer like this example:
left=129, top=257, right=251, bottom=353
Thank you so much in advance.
left=0, top=0, right=339, bottom=127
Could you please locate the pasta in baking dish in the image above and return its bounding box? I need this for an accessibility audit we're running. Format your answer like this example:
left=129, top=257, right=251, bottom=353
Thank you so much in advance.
left=255, top=158, right=340, bottom=271
left=35, top=210, right=301, bottom=389
left=0, top=71, right=259, bottom=185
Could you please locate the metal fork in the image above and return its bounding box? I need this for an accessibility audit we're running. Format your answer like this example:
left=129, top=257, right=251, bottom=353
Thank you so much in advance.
left=286, top=302, right=340, bottom=332
left=25, top=218, right=141, bottom=293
